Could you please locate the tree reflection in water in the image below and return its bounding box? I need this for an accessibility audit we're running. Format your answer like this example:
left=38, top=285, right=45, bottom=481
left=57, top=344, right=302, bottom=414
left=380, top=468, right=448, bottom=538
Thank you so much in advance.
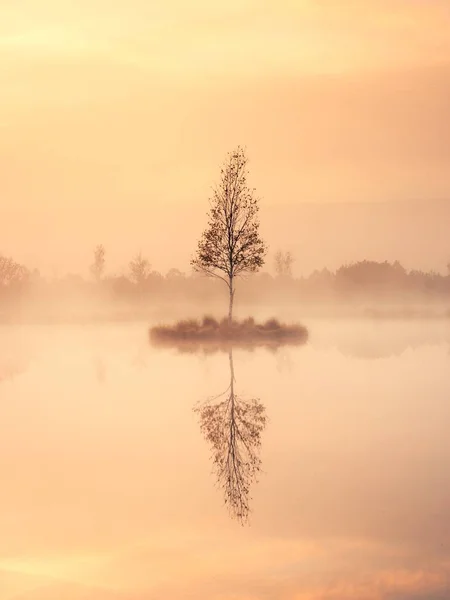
left=194, top=348, right=266, bottom=524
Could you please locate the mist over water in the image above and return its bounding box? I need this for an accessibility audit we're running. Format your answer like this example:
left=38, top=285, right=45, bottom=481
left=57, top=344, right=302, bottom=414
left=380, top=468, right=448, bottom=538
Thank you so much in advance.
left=3, top=1, right=450, bottom=598
left=1, top=318, right=449, bottom=599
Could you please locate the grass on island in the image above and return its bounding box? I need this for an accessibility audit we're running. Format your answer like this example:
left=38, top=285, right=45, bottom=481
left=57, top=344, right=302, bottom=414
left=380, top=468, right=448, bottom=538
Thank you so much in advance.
left=149, top=316, right=308, bottom=352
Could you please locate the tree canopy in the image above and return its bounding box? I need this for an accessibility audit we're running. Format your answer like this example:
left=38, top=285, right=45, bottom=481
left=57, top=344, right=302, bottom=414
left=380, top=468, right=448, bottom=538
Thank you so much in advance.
left=192, top=146, right=267, bottom=321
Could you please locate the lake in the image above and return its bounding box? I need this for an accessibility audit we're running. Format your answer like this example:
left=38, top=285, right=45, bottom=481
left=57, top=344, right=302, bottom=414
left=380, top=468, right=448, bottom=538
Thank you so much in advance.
left=1, top=319, right=450, bottom=599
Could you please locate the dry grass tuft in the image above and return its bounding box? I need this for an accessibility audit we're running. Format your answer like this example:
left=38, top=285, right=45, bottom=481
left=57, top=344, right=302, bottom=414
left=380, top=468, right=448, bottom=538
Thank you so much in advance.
left=149, top=316, right=308, bottom=352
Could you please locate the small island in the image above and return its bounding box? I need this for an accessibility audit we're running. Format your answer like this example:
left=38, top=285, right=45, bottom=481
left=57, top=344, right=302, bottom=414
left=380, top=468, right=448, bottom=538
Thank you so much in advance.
left=150, top=315, right=308, bottom=352
left=148, top=146, right=308, bottom=351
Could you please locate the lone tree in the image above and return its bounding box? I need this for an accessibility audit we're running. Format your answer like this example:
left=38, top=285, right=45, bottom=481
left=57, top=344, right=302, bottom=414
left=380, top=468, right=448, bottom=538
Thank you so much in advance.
left=192, top=146, right=267, bottom=323
left=90, top=244, right=105, bottom=282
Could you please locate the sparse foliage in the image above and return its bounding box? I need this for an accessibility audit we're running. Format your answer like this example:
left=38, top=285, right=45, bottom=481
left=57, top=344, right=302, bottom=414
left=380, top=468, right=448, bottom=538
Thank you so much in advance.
left=274, top=250, right=294, bottom=278
left=129, top=252, right=151, bottom=286
left=194, top=349, right=266, bottom=523
left=90, top=244, right=106, bottom=282
left=191, top=146, right=267, bottom=322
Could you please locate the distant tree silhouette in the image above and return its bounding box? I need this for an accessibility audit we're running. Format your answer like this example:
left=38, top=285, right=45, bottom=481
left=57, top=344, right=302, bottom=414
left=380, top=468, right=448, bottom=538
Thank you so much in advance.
left=90, top=244, right=105, bottom=282
left=335, top=260, right=408, bottom=293
left=129, top=252, right=151, bottom=287
left=194, top=348, right=266, bottom=523
left=0, top=255, right=29, bottom=286
left=166, top=268, right=185, bottom=281
left=192, top=146, right=267, bottom=323
left=274, top=250, right=294, bottom=278
left=2, top=251, right=450, bottom=321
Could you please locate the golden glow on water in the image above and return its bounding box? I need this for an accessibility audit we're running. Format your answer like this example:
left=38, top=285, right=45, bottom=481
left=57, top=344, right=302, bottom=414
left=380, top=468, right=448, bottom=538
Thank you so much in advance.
left=1, top=321, right=449, bottom=598
left=2, top=2, right=450, bottom=597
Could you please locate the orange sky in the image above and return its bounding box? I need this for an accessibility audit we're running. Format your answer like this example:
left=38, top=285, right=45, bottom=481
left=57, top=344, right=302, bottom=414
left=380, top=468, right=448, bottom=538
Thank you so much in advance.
left=1, top=1, right=450, bottom=274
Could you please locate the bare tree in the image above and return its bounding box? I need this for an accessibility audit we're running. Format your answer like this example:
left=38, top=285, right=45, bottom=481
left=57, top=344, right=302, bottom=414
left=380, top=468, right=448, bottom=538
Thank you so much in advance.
left=194, top=348, right=266, bottom=523
left=90, top=244, right=105, bottom=282
left=274, top=250, right=294, bottom=278
left=191, top=147, right=267, bottom=323
left=129, top=251, right=151, bottom=286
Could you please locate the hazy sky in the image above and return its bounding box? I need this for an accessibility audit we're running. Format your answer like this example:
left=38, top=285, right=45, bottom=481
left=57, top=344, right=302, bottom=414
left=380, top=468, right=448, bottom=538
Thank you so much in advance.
left=2, top=1, right=450, bottom=274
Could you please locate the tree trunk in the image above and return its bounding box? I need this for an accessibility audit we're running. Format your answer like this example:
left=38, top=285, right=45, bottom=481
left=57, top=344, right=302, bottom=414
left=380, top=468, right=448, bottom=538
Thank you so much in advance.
left=228, top=348, right=235, bottom=385
left=228, top=279, right=235, bottom=325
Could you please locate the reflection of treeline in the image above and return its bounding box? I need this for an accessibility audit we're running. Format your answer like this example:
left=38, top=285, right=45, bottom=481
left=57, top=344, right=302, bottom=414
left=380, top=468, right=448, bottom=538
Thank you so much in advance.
left=2, top=253, right=450, bottom=309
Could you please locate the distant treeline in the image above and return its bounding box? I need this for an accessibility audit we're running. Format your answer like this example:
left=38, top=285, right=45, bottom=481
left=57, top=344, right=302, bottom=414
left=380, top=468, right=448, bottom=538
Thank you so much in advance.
left=1, top=252, right=450, bottom=312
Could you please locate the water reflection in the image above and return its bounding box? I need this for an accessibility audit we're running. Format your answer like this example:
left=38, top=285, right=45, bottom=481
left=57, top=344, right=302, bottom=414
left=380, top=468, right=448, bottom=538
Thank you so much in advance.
left=0, top=358, right=28, bottom=383
left=276, top=349, right=294, bottom=373
left=93, top=356, right=106, bottom=383
left=131, top=344, right=148, bottom=370
left=194, top=348, right=266, bottom=524
left=1, top=323, right=450, bottom=598
left=311, top=319, right=450, bottom=360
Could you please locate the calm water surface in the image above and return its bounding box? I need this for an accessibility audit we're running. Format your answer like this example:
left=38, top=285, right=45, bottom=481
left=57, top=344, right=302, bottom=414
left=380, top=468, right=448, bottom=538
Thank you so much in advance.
left=1, top=319, right=449, bottom=599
